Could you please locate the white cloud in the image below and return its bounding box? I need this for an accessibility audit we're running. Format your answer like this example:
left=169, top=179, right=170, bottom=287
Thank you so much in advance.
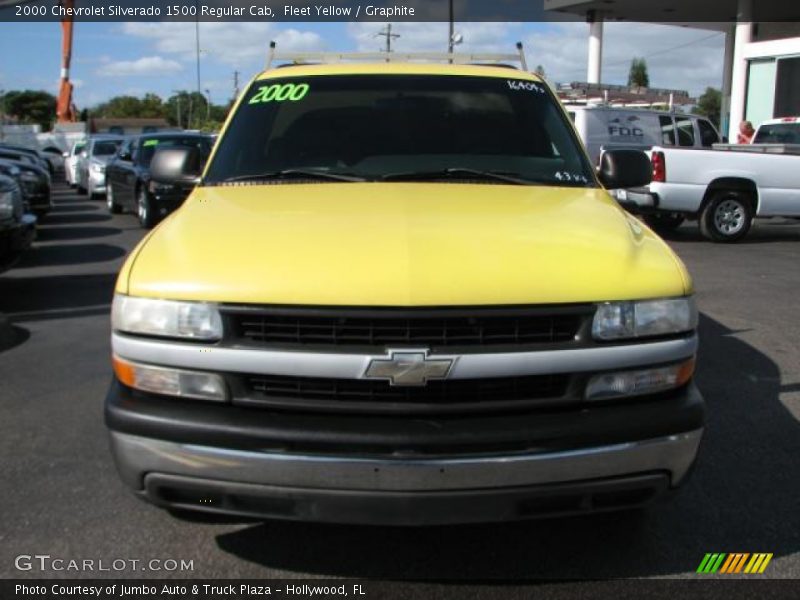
left=120, top=22, right=325, bottom=70
left=96, top=56, right=184, bottom=77
left=523, top=22, right=725, bottom=95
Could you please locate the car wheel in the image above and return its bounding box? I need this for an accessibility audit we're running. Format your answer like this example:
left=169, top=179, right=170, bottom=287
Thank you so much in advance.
left=644, top=212, right=685, bottom=234
left=106, top=183, right=122, bottom=214
left=137, top=187, right=156, bottom=229
left=700, top=191, right=753, bottom=243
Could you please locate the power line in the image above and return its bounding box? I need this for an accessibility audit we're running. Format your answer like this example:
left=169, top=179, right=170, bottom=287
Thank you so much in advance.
left=605, top=31, right=724, bottom=67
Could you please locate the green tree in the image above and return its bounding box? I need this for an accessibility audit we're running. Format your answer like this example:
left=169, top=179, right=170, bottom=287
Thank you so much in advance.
left=628, top=58, right=650, bottom=88
left=695, top=87, right=722, bottom=128
left=166, top=91, right=210, bottom=129
left=2, top=90, right=57, bottom=131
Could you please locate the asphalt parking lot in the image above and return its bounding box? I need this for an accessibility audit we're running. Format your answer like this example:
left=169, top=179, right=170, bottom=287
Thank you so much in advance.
left=0, top=183, right=798, bottom=582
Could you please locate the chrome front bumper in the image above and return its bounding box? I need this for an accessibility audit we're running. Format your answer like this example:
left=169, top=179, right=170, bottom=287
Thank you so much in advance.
left=110, top=428, right=703, bottom=524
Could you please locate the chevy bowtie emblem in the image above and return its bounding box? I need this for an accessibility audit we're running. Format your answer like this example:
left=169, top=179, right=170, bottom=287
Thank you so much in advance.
left=364, top=350, right=455, bottom=386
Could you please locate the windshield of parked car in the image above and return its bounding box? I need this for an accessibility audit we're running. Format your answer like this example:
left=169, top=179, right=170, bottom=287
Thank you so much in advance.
left=204, top=75, right=595, bottom=187
left=753, top=122, right=800, bottom=144
left=93, top=140, right=122, bottom=156
left=139, top=136, right=213, bottom=168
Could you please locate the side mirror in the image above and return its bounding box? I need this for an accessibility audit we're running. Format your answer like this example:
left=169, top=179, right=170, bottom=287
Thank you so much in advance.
left=150, top=147, right=202, bottom=185
left=597, top=149, right=651, bottom=189
left=80, top=151, right=88, bottom=159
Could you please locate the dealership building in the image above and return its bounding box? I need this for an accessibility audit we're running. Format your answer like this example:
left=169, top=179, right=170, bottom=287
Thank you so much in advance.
left=544, top=0, right=800, bottom=139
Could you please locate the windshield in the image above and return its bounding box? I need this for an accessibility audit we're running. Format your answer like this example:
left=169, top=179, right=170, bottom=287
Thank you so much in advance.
left=93, top=140, right=122, bottom=156
left=139, top=136, right=212, bottom=168
left=754, top=122, right=800, bottom=144
left=204, top=75, right=595, bottom=187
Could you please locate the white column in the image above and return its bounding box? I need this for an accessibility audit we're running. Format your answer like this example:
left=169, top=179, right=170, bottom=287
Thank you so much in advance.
left=720, top=24, right=735, bottom=138
left=728, top=0, right=753, bottom=140
left=587, top=12, right=603, bottom=84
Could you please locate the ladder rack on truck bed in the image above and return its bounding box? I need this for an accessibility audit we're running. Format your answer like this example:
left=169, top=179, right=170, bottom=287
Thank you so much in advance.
left=712, top=143, right=800, bottom=156
left=266, top=41, right=528, bottom=71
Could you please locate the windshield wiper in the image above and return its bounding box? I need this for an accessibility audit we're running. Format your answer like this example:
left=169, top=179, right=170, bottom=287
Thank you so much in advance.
left=223, top=169, right=368, bottom=183
left=380, top=168, right=538, bottom=186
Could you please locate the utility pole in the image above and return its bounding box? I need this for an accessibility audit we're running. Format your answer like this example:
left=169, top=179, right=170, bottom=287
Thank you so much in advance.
left=205, top=89, right=211, bottom=122
left=194, top=0, right=202, bottom=127
left=233, top=71, right=240, bottom=101
left=172, top=90, right=182, bottom=128
left=448, top=0, right=455, bottom=54
left=375, top=24, right=400, bottom=54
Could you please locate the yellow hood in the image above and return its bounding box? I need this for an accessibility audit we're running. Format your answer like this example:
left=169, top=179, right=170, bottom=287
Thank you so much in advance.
left=119, top=183, right=690, bottom=305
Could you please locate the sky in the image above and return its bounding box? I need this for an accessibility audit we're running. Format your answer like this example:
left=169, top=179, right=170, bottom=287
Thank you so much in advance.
left=0, top=20, right=727, bottom=108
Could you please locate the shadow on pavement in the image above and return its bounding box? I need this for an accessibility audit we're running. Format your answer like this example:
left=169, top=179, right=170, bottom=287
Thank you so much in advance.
left=49, top=203, right=101, bottom=213
left=215, top=313, right=799, bottom=579
left=38, top=212, right=112, bottom=225
left=0, top=321, right=30, bottom=354
left=660, top=221, right=800, bottom=244
left=14, top=244, right=125, bottom=268
left=36, top=226, right=122, bottom=242
left=0, top=273, right=116, bottom=321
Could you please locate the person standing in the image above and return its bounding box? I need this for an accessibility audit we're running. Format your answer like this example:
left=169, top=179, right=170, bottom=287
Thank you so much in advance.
left=737, top=120, right=755, bottom=144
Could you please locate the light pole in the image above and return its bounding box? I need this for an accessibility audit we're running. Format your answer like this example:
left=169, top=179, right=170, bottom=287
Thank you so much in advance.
left=205, top=89, right=211, bottom=122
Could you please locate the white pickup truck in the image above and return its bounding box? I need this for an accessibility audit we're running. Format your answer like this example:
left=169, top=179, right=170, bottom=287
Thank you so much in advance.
left=614, top=143, right=800, bottom=242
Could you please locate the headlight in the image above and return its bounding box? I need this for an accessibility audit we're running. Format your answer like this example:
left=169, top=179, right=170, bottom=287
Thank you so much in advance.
left=592, top=297, right=697, bottom=341
left=585, top=359, right=695, bottom=401
left=0, top=190, right=14, bottom=219
left=113, top=355, right=227, bottom=402
left=91, top=163, right=105, bottom=174
left=112, top=295, right=223, bottom=341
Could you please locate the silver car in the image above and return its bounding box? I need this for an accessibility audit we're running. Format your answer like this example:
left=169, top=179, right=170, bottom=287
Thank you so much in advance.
left=76, top=137, right=124, bottom=198
left=64, top=140, right=87, bottom=187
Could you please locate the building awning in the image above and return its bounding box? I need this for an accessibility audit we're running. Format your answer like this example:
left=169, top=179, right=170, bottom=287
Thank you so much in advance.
left=544, top=0, right=799, bottom=26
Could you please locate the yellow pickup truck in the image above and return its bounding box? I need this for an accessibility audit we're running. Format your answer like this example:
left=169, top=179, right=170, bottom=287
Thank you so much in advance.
left=105, top=53, right=703, bottom=525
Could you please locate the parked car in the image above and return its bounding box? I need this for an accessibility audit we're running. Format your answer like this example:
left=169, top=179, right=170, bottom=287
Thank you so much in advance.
left=0, top=173, right=36, bottom=272
left=752, top=116, right=800, bottom=144
left=64, top=139, right=87, bottom=187
left=76, top=136, right=124, bottom=198
left=0, top=150, right=52, bottom=217
left=107, top=58, right=703, bottom=525
left=105, top=132, right=213, bottom=228
left=567, top=106, right=723, bottom=165
left=614, top=143, right=800, bottom=241
left=0, top=143, right=53, bottom=175
left=41, top=145, right=67, bottom=177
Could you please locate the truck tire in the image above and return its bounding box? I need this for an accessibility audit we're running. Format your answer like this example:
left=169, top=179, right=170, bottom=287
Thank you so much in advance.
left=700, top=191, right=753, bottom=243
left=644, top=212, right=685, bottom=234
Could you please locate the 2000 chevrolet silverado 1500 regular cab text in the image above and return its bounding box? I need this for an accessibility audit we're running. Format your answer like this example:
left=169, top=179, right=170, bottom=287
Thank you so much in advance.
left=105, top=57, right=704, bottom=525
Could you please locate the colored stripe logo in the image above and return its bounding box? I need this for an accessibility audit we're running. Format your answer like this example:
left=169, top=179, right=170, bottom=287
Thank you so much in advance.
left=697, top=553, right=773, bottom=574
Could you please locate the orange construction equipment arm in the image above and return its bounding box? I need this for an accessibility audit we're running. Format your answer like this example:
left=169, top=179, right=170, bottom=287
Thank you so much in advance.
left=56, top=0, right=76, bottom=123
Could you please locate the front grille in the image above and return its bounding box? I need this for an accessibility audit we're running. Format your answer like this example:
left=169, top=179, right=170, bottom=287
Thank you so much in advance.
left=240, top=373, right=571, bottom=416
left=226, top=306, right=588, bottom=349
